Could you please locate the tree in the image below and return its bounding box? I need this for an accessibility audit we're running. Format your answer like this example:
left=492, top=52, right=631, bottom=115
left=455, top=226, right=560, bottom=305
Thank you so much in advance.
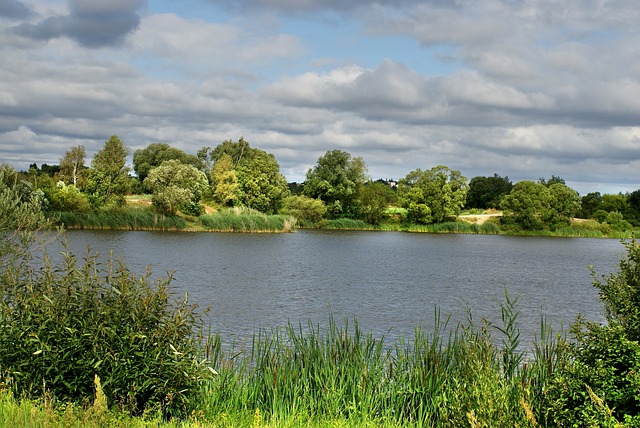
left=85, top=135, right=130, bottom=208
left=539, top=175, right=566, bottom=187
left=578, top=192, right=603, bottom=219
left=357, top=181, right=398, bottom=225
left=208, top=138, right=289, bottom=214
left=500, top=181, right=580, bottom=230
left=303, top=149, right=368, bottom=219
left=144, top=160, right=208, bottom=216
left=465, top=174, right=513, bottom=209
left=133, top=143, right=201, bottom=182
left=59, top=145, right=86, bottom=188
left=210, top=154, right=239, bottom=206
left=398, top=165, right=468, bottom=224
left=279, top=195, right=327, bottom=227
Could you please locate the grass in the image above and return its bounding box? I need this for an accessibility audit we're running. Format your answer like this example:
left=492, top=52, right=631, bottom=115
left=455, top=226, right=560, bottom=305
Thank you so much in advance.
left=198, top=208, right=296, bottom=232
left=49, top=208, right=187, bottom=230
left=1, top=300, right=562, bottom=427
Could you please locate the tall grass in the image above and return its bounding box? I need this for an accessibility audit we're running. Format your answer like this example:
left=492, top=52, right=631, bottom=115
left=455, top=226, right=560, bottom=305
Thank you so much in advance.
left=198, top=208, right=295, bottom=232
left=200, top=297, right=561, bottom=427
left=49, top=208, right=186, bottom=230
left=320, top=218, right=373, bottom=230
left=406, top=221, right=500, bottom=234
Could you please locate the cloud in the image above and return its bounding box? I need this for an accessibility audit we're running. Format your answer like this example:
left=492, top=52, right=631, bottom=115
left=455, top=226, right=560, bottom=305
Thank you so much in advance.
left=0, top=0, right=33, bottom=19
left=11, top=0, right=146, bottom=47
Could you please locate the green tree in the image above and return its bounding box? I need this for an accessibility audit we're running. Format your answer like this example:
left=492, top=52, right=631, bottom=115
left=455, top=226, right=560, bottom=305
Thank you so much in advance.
left=578, top=192, right=603, bottom=219
left=208, top=138, right=289, bottom=214
left=210, top=153, right=239, bottom=206
left=143, top=160, right=208, bottom=216
left=500, top=181, right=580, bottom=230
left=546, top=182, right=581, bottom=228
left=303, top=149, right=368, bottom=218
left=133, top=143, right=201, bottom=182
left=85, top=135, right=130, bottom=208
left=357, top=181, right=398, bottom=225
left=539, top=175, right=566, bottom=187
left=279, top=195, right=327, bottom=227
left=466, top=174, right=513, bottom=209
left=59, top=145, right=86, bottom=188
left=398, top=165, right=468, bottom=224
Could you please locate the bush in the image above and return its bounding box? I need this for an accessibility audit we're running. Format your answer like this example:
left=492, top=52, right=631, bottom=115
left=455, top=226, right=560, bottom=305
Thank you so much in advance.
left=545, top=239, right=640, bottom=426
left=0, top=245, right=212, bottom=417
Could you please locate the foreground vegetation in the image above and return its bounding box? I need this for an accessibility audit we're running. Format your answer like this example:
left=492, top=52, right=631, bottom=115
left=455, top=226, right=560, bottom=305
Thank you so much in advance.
left=4, top=160, right=640, bottom=426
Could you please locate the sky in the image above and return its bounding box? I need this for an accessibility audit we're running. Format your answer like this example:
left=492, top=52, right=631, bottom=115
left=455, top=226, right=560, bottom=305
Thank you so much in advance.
left=1, top=0, right=639, bottom=195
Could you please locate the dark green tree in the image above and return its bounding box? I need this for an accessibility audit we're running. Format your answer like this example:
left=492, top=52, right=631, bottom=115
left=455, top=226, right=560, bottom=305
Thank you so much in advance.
left=578, top=192, right=603, bottom=219
left=465, top=174, right=513, bottom=209
left=85, top=135, right=131, bottom=208
left=539, top=175, right=566, bottom=187
left=357, top=181, right=398, bottom=225
left=303, top=149, right=368, bottom=219
left=398, top=165, right=468, bottom=224
left=133, top=143, right=201, bottom=182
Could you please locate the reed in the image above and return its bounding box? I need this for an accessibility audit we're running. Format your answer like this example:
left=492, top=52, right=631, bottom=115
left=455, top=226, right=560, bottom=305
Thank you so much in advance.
left=198, top=209, right=295, bottom=232
left=200, top=298, right=551, bottom=427
left=49, top=208, right=186, bottom=230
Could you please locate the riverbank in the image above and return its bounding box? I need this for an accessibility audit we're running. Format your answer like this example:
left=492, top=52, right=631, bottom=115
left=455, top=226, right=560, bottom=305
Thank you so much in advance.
left=48, top=198, right=637, bottom=238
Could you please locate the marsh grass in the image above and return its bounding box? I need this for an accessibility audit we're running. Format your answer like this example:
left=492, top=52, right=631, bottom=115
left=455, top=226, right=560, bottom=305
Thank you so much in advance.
left=406, top=221, right=500, bottom=234
left=320, top=218, right=373, bottom=229
left=200, top=297, right=560, bottom=427
left=50, top=208, right=186, bottom=230
left=198, top=208, right=295, bottom=232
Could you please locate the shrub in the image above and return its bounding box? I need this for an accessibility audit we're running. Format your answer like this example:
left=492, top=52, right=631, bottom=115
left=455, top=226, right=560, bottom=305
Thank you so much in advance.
left=0, top=244, right=212, bottom=417
left=545, top=239, right=640, bottom=426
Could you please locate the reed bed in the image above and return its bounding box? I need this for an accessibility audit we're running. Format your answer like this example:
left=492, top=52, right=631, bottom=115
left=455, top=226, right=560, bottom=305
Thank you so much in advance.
left=49, top=209, right=186, bottom=230
left=320, top=218, right=373, bottom=230
left=200, top=302, right=561, bottom=427
left=198, top=209, right=295, bottom=232
left=405, top=221, right=500, bottom=234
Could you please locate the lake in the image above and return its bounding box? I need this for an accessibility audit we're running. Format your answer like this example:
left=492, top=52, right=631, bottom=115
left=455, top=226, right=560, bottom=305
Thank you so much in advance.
left=53, top=229, right=625, bottom=349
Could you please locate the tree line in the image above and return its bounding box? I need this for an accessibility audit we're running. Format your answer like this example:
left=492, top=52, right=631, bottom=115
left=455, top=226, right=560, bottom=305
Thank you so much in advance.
left=11, top=135, right=640, bottom=231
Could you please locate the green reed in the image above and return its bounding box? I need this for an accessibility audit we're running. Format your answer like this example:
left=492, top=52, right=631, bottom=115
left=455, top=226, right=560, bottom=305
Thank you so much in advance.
left=50, top=209, right=186, bottom=230
left=198, top=209, right=295, bottom=232
left=200, top=297, right=560, bottom=427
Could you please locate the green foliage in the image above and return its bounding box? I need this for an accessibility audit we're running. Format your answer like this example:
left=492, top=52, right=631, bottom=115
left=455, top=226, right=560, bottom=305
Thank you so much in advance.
left=132, top=143, right=202, bottom=183
left=199, top=208, right=295, bottom=232
left=279, top=195, right=327, bottom=227
left=85, top=136, right=131, bottom=209
left=545, top=239, right=640, bottom=426
left=594, top=239, right=640, bottom=341
left=398, top=165, right=468, bottom=225
left=0, top=165, right=48, bottom=233
left=45, top=181, right=91, bottom=212
left=143, top=160, right=208, bottom=216
left=319, top=218, right=370, bottom=230
left=356, top=181, right=398, bottom=225
left=210, top=153, right=239, bottom=207
left=208, top=139, right=289, bottom=214
left=58, top=145, right=86, bottom=188
left=203, top=297, right=547, bottom=427
left=466, top=173, right=513, bottom=209
left=50, top=208, right=186, bottom=230
left=501, top=180, right=580, bottom=230
left=303, top=149, right=368, bottom=219
left=0, top=244, right=211, bottom=417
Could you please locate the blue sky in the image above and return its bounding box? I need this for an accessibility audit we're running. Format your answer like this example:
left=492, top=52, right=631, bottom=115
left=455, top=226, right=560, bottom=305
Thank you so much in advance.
left=1, top=0, right=639, bottom=194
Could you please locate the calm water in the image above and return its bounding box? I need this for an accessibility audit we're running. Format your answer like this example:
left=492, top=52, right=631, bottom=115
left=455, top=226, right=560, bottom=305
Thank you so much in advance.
left=53, top=230, right=624, bottom=347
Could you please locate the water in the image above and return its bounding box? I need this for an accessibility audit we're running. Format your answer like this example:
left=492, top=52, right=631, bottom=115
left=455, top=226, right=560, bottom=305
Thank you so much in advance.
left=51, top=229, right=624, bottom=348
